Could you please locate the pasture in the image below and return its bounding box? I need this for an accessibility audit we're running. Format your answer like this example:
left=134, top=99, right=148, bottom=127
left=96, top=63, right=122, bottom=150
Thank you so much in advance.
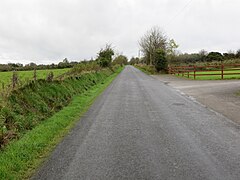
left=188, top=70, right=240, bottom=80
left=0, top=68, right=70, bottom=89
left=169, top=64, right=240, bottom=80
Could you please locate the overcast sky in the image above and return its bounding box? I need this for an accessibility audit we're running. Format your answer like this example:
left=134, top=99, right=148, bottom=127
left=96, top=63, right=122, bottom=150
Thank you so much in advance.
left=0, top=0, right=239, bottom=64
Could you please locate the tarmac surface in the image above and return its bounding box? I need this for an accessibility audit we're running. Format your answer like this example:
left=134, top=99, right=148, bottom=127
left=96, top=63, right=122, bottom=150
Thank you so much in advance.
left=153, top=74, right=240, bottom=124
left=33, top=66, right=240, bottom=180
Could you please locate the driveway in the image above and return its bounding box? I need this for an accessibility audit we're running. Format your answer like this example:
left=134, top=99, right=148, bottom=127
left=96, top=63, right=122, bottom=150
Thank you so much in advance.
left=153, top=75, right=240, bottom=124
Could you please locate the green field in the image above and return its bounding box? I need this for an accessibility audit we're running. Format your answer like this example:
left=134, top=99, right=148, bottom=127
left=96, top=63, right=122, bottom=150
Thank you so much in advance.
left=176, top=70, right=240, bottom=80
left=0, top=68, right=71, bottom=89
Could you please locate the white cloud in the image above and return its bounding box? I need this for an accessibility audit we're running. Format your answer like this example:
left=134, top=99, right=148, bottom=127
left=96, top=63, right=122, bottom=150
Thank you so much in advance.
left=0, top=0, right=239, bottom=64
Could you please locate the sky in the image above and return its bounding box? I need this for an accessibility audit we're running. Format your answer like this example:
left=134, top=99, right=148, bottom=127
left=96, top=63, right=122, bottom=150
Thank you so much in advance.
left=0, top=0, right=239, bottom=64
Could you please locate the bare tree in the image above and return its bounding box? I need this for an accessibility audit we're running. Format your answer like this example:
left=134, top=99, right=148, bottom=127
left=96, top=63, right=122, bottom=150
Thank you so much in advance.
left=139, top=27, right=167, bottom=65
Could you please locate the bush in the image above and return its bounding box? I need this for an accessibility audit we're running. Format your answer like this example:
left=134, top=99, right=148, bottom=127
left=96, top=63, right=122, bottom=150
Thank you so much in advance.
left=155, top=49, right=167, bottom=72
left=96, top=44, right=114, bottom=68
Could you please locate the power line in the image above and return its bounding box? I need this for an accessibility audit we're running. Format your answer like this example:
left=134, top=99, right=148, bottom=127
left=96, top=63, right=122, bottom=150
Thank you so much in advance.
left=167, top=0, right=195, bottom=26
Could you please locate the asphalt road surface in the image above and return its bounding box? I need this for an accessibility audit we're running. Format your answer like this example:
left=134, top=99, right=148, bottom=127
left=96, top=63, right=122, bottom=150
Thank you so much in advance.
left=153, top=74, right=240, bottom=124
left=33, top=66, right=240, bottom=180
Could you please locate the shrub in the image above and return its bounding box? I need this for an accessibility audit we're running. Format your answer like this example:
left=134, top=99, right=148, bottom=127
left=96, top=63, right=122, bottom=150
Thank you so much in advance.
left=155, top=48, right=167, bottom=72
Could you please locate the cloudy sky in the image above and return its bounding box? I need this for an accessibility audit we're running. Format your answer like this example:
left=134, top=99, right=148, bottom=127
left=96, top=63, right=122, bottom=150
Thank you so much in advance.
left=0, top=0, right=239, bottom=64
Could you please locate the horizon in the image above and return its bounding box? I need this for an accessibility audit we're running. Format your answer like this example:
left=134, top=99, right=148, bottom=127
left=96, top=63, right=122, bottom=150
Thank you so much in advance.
left=0, top=0, right=239, bottom=64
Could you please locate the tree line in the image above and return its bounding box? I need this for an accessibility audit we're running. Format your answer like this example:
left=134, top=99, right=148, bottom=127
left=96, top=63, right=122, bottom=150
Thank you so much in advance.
left=0, top=58, right=78, bottom=72
left=169, top=50, right=240, bottom=65
left=0, top=46, right=128, bottom=72
left=129, top=26, right=240, bottom=72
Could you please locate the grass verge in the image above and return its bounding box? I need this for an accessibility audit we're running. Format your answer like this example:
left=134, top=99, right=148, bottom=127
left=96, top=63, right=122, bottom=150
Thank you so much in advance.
left=0, top=67, right=123, bottom=179
left=134, top=64, right=167, bottom=75
left=134, top=64, right=157, bottom=75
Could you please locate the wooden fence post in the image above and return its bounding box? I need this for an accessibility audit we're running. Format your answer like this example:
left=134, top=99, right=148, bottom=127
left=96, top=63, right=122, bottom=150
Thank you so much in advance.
left=194, top=65, right=196, bottom=80
left=221, top=64, right=224, bottom=80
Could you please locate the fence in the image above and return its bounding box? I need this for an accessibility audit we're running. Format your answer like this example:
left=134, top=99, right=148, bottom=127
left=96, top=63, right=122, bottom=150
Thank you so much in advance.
left=168, top=64, right=240, bottom=80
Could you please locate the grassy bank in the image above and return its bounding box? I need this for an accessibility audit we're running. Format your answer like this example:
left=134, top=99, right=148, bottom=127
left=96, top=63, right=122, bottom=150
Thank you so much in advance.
left=0, top=67, right=123, bottom=179
left=134, top=64, right=157, bottom=75
left=0, top=68, right=116, bottom=146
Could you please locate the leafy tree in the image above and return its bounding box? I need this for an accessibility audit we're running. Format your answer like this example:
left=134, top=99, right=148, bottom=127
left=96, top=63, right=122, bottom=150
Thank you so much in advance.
left=223, top=51, right=235, bottom=59
left=167, top=39, right=179, bottom=55
left=58, top=58, right=71, bottom=68
left=63, top=58, right=69, bottom=64
left=154, top=48, right=167, bottom=72
left=236, top=49, right=240, bottom=58
left=206, top=52, right=223, bottom=62
left=139, top=26, right=167, bottom=65
left=175, top=53, right=202, bottom=64
left=129, top=57, right=140, bottom=65
left=166, top=39, right=179, bottom=64
left=97, top=44, right=114, bottom=67
left=112, top=55, right=128, bottom=65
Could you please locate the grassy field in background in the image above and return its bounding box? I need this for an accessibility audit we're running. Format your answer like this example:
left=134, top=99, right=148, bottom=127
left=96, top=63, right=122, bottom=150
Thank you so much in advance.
left=176, top=70, right=240, bottom=80
left=0, top=68, right=71, bottom=88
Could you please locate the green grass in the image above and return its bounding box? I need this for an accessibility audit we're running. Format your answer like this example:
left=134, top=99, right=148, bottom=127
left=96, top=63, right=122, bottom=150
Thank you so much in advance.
left=134, top=64, right=157, bottom=75
left=0, top=68, right=70, bottom=89
left=0, top=67, right=123, bottom=179
left=176, top=70, right=240, bottom=80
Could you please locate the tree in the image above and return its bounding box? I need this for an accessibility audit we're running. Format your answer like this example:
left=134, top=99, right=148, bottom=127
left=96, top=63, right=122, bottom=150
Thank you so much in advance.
left=129, top=57, right=140, bottom=65
left=206, top=52, right=223, bottom=62
left=63, top=58, right=69, bottom=64
left=198, top=49, right=208, bottom=61
left=236, top=49, right=240, bottom=58
left=112, top=55, right=128, bottom=66
left=223, top=51, right=235, bottom=59
left=139, top=26, right=167, bottom=65
left=97, top=44, right=114, bottom=68
left=58, top=58, right=70, bottom=68
left=166, top=39, right=179, bottom=64
left=155, top=48, right=167, bottom=72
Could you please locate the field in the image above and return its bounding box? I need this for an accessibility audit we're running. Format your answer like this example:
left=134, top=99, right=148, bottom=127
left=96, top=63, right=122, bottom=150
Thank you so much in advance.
left=181, top=70, right=240, bottom=80
left=169, top=64, right=240, bottom=80
left=0, top=68, right=71, bottom=89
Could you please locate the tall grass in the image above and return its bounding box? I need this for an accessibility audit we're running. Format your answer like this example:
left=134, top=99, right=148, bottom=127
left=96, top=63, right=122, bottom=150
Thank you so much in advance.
left=134, top=64, right=157, bottom=74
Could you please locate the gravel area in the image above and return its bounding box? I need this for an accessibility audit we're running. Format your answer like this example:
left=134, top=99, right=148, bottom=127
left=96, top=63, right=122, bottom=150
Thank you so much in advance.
left=153, top=75, right=240, bottom=124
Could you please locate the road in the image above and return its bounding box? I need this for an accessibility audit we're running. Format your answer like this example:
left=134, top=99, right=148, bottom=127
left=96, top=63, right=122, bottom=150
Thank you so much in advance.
left=33, top=66, right=240, bottom=180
